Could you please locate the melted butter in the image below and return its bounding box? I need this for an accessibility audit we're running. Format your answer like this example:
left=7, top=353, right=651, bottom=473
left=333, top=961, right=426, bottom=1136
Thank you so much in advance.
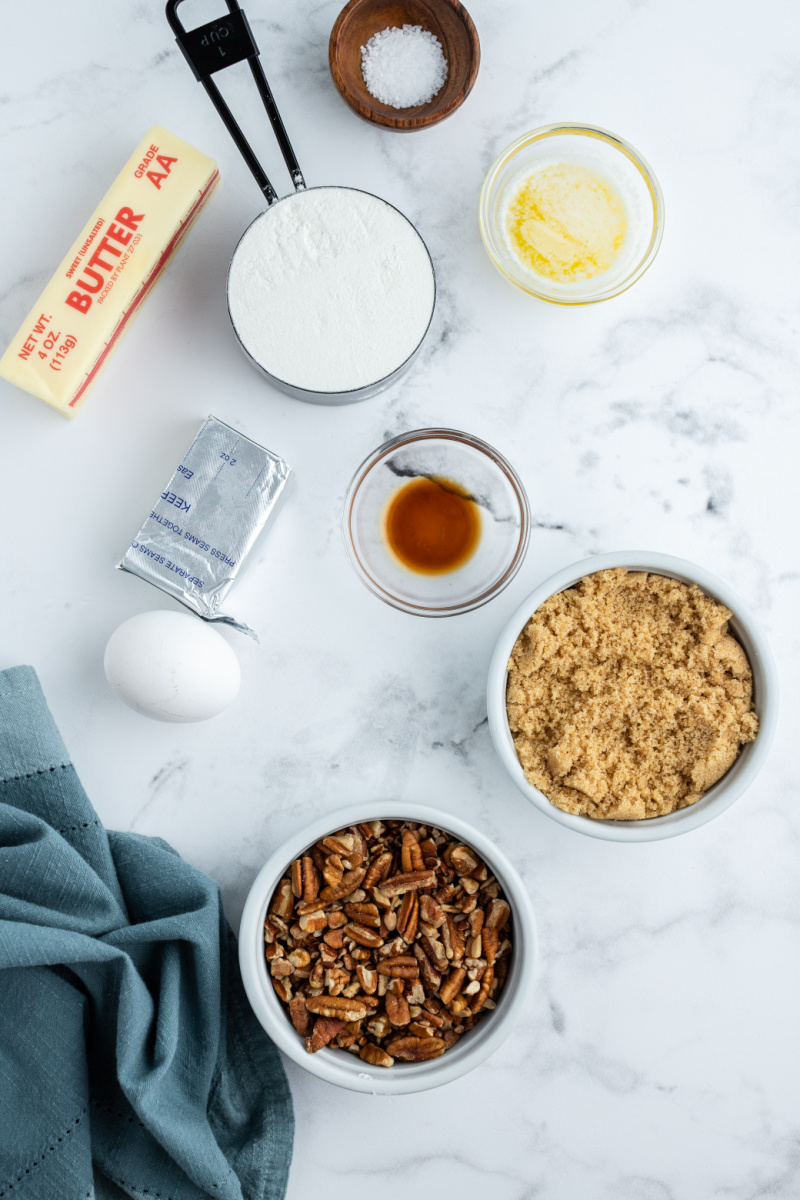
left=504, top=162, right=627, bottom=283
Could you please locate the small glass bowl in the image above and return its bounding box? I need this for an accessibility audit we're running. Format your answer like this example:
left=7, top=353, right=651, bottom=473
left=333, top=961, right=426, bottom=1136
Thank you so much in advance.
left=479, top=123, right=665, bottom=305
left=342, top=428, right=530, bottom=616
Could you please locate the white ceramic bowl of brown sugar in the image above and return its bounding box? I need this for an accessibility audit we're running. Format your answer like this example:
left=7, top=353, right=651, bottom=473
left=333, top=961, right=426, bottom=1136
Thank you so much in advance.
left=238, top=803, right=537, bottom=1094
left=487, top=552, right=778, bottom=843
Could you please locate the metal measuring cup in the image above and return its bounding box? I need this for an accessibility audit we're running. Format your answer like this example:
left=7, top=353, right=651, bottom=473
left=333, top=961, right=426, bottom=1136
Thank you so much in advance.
left=166, top=0, right=437, bottom=405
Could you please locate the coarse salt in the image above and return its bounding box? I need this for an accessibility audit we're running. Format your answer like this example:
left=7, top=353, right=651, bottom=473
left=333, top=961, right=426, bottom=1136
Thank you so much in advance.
left=361, top=25, right=448, bottom=110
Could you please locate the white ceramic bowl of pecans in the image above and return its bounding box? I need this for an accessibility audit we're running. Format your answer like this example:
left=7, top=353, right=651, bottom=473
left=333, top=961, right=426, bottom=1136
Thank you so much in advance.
left=239, top=803, right=537, bottom=1094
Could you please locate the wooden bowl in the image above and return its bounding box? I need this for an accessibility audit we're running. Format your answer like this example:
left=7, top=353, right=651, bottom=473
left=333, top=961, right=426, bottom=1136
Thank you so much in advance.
left=329, top=0, right=480, bottom=131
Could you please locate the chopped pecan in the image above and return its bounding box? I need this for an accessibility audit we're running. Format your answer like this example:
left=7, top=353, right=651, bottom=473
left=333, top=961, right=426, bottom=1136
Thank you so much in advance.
left=367, top=1012, right=392, bottom=1040
left=305, top=1016, right=344, bottom=1053
left=270, top=878, right=294, bottom=920
left=298, top=911, right=327, bottom=934
left=419, top=934, right=448, bottom=974
left=272, top=977, right=292, bottom=1003
left=357, top=965, right=377, bottom=994
left=406, top=979, right=426, bottom=1006
left=322, top=854, right=344, bottom=888
left=419, top=895, right=445, bottom=928
left=414, top=945, right=442, bottom=992
left=321, top=834, right=354, bottom=857
left=288, top=997, right=312, bottom=1037
left=444, top=843, right=480, bottom=876
left=325, top=967, right=350, bottom=996
left=485, top=899, right=511, bottom=931
left=360, top=1043, right=394, bottom=1068
left=418, top=838, right=440, bottom=869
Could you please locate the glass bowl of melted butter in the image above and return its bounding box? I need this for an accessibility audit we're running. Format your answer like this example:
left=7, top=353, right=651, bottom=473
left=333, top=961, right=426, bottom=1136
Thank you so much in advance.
left=342, top=428, right=530, bottom=616
left=480, top=124, right=664, bottom=304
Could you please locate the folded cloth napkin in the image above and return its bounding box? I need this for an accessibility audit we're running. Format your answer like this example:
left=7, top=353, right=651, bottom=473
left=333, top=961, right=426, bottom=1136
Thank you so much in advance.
left=0, top=666, right=294, bottom=1200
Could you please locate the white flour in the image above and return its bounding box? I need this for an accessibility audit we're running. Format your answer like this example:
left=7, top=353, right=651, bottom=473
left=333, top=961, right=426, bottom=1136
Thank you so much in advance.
left=227, top=188, right=435, bottom=394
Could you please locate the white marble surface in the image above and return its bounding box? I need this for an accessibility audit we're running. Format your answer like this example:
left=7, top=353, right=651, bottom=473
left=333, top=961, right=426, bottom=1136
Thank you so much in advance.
left=2, top=0, right=800, bottom=1196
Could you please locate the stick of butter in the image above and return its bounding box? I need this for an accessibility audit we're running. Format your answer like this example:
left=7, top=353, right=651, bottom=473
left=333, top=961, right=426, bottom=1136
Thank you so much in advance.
left=0, top=125, right=219, bottom=418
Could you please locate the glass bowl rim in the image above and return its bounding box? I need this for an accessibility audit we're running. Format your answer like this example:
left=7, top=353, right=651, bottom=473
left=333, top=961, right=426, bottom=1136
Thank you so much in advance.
left=478, top=121, right=665, bottom=305
left=341, top=426, right=531, bottom=617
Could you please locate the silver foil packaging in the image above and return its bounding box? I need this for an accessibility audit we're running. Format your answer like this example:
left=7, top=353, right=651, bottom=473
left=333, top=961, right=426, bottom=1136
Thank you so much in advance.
left=119, top=415, right=290, bottom=636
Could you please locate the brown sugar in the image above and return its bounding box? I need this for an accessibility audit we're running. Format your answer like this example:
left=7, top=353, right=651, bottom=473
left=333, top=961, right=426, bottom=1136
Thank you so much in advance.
left=506, top=568, right=759, bottom=820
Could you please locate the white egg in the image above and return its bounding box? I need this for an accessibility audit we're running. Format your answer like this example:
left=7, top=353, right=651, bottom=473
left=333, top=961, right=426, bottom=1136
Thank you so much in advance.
left=104, top=611, right=241, bottom=723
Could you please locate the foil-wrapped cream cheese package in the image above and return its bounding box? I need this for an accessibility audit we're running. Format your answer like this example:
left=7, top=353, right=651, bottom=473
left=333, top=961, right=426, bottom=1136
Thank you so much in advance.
left=120, top=417, right=290, bottom=635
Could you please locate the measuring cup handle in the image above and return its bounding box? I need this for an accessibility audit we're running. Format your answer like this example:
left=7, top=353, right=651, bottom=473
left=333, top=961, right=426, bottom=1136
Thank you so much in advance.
left=166, top=0, right=306, bottom=201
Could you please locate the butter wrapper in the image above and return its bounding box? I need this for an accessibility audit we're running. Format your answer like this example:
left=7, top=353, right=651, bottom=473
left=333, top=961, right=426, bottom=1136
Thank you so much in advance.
left=119, top=416, right=289, bottom=636
left=0, top=125, right=219, bottom=418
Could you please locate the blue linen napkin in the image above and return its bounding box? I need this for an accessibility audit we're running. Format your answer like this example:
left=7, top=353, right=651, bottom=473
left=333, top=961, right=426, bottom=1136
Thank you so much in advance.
left=0, top=665, right=294, bottom=1200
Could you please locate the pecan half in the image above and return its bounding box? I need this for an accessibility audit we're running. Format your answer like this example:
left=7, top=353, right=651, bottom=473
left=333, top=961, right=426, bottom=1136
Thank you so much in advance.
left=401, top=830, right=424, bottom=873
left=345, top=923, right=384, bottom=949
left=376, top=955, right=418, bottom=979
left=380, top=870, right=437, bottom=896
left=291, top=856, right=320, bottom=903
left=470, top=964, right=494, bottom=1013
left=439, top=966, right=467, bottom=1006
left=319, top=868, right=367, bottom=903
left=385, top=1036, right=446, bottom=1062
left=396, top=892, right=419, bottom=942
left=385, top=990, right=411, bottom=1027
left=363, top=851, right=393, bottom=889
left=344, top=902, right=381, bottom=928
left=482, top=926, right=499, bottom=965
left=305, top=995, right=367, bottom=1022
